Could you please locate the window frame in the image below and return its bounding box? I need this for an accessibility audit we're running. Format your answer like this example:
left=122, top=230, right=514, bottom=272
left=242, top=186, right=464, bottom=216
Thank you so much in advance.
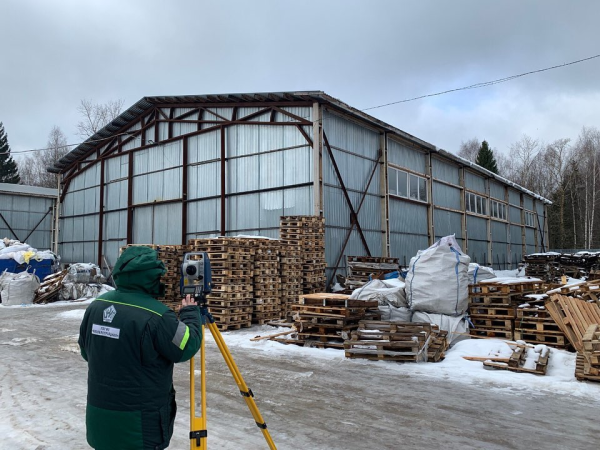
left=388, top=167, right=427, bottom=202
left=466, top=191, right=487, bottom=216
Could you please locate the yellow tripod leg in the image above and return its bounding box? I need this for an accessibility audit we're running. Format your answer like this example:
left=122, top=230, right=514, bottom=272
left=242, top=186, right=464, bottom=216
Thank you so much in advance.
left=190, top=324, right=207, bottom=449
left=207, top=322, right=277, bottom=450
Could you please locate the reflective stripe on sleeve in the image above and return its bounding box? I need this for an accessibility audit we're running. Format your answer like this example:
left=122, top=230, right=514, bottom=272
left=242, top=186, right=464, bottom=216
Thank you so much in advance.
left=172, top=322, right=190, bottom=350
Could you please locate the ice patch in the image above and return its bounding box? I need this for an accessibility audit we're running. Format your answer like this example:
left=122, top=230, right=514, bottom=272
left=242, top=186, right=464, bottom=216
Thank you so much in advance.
left=57, top=309, right=86, bottom=320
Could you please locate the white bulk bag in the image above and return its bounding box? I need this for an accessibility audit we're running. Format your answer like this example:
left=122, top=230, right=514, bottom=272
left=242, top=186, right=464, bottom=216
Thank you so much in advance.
left=406, top=235, right=471, bottom=316
left=349, top=279, right=407, bottom=308
left=0, top=271, right=40, bottom=306
left=411, top=311, right=468, bottom=345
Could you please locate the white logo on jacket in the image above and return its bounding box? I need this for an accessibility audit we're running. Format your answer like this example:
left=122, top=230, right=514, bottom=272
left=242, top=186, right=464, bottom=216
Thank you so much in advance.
left=103, top=305, right=117, bottom=323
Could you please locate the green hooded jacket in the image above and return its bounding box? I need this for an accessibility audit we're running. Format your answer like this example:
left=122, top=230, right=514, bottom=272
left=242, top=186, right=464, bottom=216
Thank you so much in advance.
left=78, top=246, right=202, bottom=450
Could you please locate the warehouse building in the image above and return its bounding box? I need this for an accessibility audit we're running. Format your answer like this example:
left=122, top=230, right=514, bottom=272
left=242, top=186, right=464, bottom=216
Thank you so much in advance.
left=49, top=91, right=549, bottom=283
left=0, top=183, right=58, bottom=252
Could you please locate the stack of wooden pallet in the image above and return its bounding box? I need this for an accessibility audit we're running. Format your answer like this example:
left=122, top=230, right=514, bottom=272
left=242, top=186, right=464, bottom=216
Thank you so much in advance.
left=344, top=256, right=400, bottom=290
left=513, top=303, right=568, bottom=348
left=524, top=253, right=561, bottom=281
left=120, top=244, right=191, bottom=311
left=188, top=238, right=254, bottom=330
left=547, top=280, right=600, bottom=304
left=276, top=293, right=378, bottom=349
left=545, top=293, right=600, bottom=382
left=279, top=215, right=326, bottom=294
left=344, top=321, right=447, bottom=363
left=579, top=324, right=600, bottom=381
left=279, top=243, right=303, bottom=321
left=468, top=279, right=544, bottom=341
left=252, top=239, right=282, bottom=324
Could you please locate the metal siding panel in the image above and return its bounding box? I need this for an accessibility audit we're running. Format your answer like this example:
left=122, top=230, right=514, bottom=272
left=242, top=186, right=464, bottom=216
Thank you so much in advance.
left=432, top=158, right=459, bottom=185
left=523, top=195, right=533, bottom=211
left=83, top=187, right=100, bottom=214
left=432, top=182, right=461, bottom=210
left=188, top=162, right=220, bottom=199
left=275, top=106, right=312, bottom=122
left=466, top=215, right=487, bottom=240
left=387, top=138, right=426, bottom=174
left=173, top=121, right=197, bottom=138
left=525, top=228, right=536, bottom=247
left=188, top=131, right=220, bottom=163
left=283, top=186, right=312, bottom=216
left=132, top=204, right=181, bottom=244
left=104, top=211, right=127, bottom=240
left=324, top=186, right=349, bottom=228
left=490, top=181, right=505, bottom=200
left=105, top=181, right=128, bottom=211
left=228, top=156, right=259, bottom=193
left=103, top=240, right=125, bottom=267
left=510, top=225, right=523, bottom=245
left=510, top=206, right=521, bottom=224
left=434, top=209, right=462, bottom=237
left=323, top=111, right=379, bottom=159
left=283, top=146, right=312, bottom=185
left=133, top=168, right=182, bottom=204
left=259, top=151, right=283, bottom=189
left=105, top=155, right=129, bottom=182
left=467, top=240, right=489, bottom=265
left=390, top=233, right=430, bottom=267
left=491, top=221, right=508, bottom=243
left=323, top=149, right=380, bottom=194
left=508, top=189, right=521, bottom=206
left=187, top=199, right=220, bottom=235
left=228, top=194, right=260, bottom=230
left=389, top=198, right=428, bottom=235
left=465, top=171, right=486, bottom=193
left=259, top=190, right=284, bottom=229
left=227, top=125, right=259, bottom=157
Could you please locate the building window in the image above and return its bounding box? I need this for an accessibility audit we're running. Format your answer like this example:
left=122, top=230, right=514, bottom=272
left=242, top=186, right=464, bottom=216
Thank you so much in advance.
left=388, top=167, right=427, bottom=202
left=466, top=192, right=487, bottom=215
left=525, top=211, right=536, bottom=227
left=491, top=200, right=507, bottom=220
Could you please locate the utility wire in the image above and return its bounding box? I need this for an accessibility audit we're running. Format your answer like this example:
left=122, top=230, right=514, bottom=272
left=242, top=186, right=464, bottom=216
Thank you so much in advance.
left=4, top=52, right=599, bottom=156
left=362, top=53, right=600, bottom=111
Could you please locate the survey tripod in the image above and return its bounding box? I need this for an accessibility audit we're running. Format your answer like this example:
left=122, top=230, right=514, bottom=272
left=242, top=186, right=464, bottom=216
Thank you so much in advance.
left=188, top=290, right=277, bottom=450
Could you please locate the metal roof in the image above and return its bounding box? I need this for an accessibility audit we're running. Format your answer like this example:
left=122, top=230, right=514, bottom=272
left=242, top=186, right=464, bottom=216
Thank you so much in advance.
left=0, top=183, right=58, bottom=198
left=49, top=90, right=551, bottom=204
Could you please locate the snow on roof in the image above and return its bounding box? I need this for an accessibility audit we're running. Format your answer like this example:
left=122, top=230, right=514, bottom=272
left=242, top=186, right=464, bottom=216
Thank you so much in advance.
left=0, top=183, right=57, bottom=198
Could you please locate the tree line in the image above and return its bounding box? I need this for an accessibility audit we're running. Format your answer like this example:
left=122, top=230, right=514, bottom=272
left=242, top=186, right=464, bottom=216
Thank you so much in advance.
left=459, top=130, right=600, bottom=250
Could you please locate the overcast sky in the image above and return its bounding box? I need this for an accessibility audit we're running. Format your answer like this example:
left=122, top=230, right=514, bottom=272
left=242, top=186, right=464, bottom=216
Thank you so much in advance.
left=2, top=0, right=600, bottom=160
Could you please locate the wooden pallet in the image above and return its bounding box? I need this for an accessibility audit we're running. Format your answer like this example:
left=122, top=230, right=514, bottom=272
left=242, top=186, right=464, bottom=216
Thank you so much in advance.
left=483, top=345, right=550, bottom=375
left=545, top=294, right=600, bottom=352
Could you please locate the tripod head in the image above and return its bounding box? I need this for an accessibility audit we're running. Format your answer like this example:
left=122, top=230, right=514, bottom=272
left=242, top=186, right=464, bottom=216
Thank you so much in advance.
left=180, top=252, right=212, bottom=306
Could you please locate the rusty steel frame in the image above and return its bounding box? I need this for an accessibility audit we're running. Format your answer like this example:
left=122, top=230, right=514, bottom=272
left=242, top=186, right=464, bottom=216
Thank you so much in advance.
left=58, top=102, right=315, bottom=267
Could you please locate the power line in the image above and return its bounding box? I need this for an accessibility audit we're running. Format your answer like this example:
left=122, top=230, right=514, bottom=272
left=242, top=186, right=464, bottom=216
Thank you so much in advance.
left=361, top=53, right=600, bottom=111
left=3, top=52, right=599, bottom=156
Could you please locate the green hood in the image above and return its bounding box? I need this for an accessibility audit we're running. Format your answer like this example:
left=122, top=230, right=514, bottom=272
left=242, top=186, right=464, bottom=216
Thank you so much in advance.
left=112, top=246, right=166, bottom=297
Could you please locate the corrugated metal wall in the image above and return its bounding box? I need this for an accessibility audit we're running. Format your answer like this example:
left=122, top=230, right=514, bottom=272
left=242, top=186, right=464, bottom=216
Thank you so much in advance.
left=323, top=111, right=382, bottom=279
left=0, top=191, right=56, bottom=250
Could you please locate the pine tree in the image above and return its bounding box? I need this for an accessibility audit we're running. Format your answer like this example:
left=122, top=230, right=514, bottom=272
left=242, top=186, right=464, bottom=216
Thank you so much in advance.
left=0, top=122, right=20, bottom=184
left=475, top=140, right=499, bottom=174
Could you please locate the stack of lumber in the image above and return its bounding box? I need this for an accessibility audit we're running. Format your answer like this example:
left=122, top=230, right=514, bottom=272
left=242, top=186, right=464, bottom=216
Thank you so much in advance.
left=344, top=321, right=447, bottom=363
left=468, top=279, right=544, bottom=341
left=479, top=343, right=550, bottom=375
left=524, top=253, right=561, bottom=281
left=189, top=238, right=254, bottom=330
left=121, top=244, right=191, bottom=311
left=252, top=239, right=282, bottom=324
left=559, top=252, right=600, bottom=279
left=279, top=215, right=326, bottom=294
left=279, top=243, right=303, bottom=321
left=579, top=324, right=600, bottom=381
left=33, top=270, right=67, bottom=304
left=277, top=293, right=379, bottom=349
left=545, top=294, right=600, bottom=382
left=344, top=256, right=400, bottom=290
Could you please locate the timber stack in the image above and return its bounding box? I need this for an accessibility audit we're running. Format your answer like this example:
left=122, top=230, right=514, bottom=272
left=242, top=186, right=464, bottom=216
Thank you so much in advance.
left=279, top=215, right=326, bottom=294
left=344, top=256, right=400, bottom=290
left=468, top=279, right=546, bottom=343
left=344, top=321, right=448, bottom=363
left=188, top=238, right=254, bottom=330
left=579, top=324, right=600, bottom=382
left=277, top=293, right=379, bottom=349
left=279, top=243, right=303, bottom=321
left=252, top=239, right=282, bottom=324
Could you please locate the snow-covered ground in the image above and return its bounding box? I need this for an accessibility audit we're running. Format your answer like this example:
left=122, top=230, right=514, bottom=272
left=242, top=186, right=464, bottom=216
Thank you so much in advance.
left=1, top=301, right=599, bottom=449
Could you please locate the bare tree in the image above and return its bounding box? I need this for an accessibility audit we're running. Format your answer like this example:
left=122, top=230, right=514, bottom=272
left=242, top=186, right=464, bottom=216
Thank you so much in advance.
left=458, top=138, right=480, bottom=162
left=76, top=98, right=125, bottom=139
left=504, top=135, right=542, bottom=192
left=18, top=126, right=70, bottom=188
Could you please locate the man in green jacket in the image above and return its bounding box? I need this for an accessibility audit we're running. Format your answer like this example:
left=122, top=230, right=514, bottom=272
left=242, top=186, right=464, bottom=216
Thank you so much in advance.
left=79, top=246, right=202, bottom=450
